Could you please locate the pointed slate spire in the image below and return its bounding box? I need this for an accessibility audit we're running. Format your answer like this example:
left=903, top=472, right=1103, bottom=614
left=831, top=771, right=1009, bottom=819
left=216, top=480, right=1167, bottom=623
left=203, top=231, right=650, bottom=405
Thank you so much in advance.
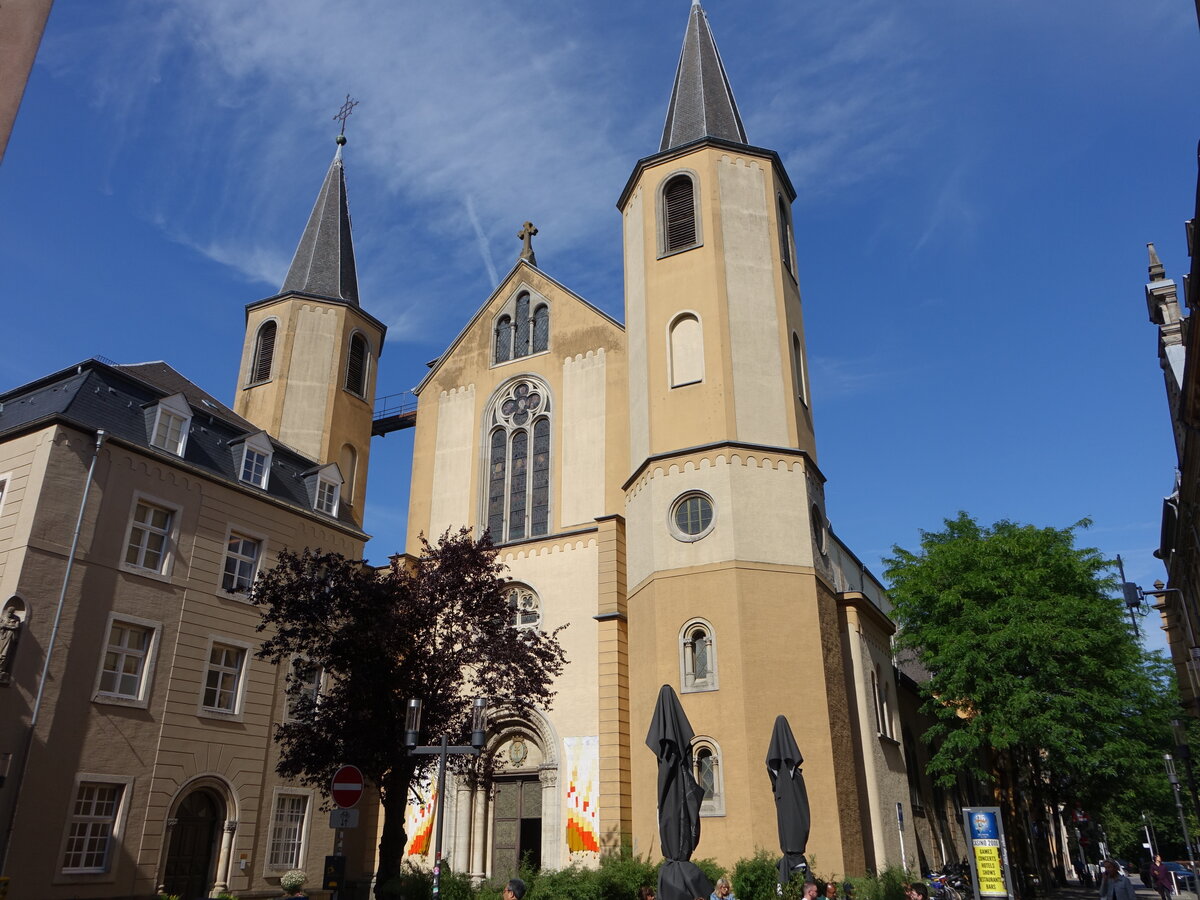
left=660, top=0, right=748, bottom=152
left=281, top=134, right=360, bottom=306
left=1148, top=242, right=1166, bottom=282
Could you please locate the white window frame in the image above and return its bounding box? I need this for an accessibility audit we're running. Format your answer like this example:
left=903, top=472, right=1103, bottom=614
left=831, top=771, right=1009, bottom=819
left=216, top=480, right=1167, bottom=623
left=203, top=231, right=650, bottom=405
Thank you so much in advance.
left=678, top=617, right=719, bottom=693
left=264, top=788, right=313, bottom=872
left=199, top=636, right=252, bottom=720
left=220, top=525, right=265, bottom=596
left=236, top=431, right=274, bottom=489
left=306, top=462, right=343, bottom=517
left=149, top=393, right=192, bottom=456
left=120, top=492, right=181, bottom=581
left=0, top=470, right=11, bottom=520
left=285, top=658, right=324, bottom=723
left=56, top=774, right=133, bottom=880
left=93, top=612, right=160, bottom=708
left=691, top=736, right=725, bottom=817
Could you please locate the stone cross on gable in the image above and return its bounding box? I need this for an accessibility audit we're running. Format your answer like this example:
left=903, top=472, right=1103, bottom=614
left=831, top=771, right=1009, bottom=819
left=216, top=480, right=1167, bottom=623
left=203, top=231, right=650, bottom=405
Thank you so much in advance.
left=518, top=221, right=539, bottom=267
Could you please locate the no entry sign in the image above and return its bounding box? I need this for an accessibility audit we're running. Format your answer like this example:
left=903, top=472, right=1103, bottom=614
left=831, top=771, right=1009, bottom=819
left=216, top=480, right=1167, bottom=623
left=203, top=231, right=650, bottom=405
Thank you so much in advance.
left=331, top=765, right=364, bottom=809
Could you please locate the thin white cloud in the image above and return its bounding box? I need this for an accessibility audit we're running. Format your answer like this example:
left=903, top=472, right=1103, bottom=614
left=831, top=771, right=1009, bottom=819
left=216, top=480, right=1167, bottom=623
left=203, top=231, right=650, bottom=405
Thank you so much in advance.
left=465, top=195, right=499, bottom=289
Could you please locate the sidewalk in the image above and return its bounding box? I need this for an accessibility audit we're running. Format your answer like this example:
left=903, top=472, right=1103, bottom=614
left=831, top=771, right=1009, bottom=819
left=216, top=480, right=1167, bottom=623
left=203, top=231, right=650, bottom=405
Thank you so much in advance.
left=1045, top=881, right=1195, bottom=900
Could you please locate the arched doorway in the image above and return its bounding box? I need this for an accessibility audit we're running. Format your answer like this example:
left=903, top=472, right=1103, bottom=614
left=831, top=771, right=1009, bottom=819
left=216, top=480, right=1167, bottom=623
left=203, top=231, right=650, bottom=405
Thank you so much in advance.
left=162, top=789, right=222, bottom=900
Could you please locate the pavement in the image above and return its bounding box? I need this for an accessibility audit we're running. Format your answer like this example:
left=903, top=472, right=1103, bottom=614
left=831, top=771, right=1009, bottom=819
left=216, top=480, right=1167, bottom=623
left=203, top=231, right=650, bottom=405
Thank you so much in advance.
left=1047, top=882, right=1195, bottom=900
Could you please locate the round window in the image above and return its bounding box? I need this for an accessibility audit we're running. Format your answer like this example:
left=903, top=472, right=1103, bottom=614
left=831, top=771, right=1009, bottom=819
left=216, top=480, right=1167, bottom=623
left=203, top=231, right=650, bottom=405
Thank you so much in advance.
left=670, top=492, right=715, bottom=542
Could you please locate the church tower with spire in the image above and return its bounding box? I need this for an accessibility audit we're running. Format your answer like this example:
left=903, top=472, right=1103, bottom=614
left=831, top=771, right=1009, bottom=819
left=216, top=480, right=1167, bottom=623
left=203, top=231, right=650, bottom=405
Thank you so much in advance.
left=233, top=135, right=386, bottom=523
left=619, top=1, right=893, bottom=874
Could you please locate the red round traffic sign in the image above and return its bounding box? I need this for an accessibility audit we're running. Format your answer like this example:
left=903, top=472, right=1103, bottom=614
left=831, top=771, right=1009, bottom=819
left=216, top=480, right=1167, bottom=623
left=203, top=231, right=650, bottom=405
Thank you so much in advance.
left=331, top=765, right=364, bottom=808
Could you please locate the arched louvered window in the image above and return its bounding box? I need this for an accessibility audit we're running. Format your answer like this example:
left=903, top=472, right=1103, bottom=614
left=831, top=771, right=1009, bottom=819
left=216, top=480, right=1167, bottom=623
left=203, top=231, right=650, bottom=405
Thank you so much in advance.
left=663, top=174, right=698, bottom=253
left=494, top=315, right=513, bottom=364
left=532, top=305, right=549, bottom=353
left=679, top=618, right=718, bottom=692
left=792, top=333, right=807, bottom=405
left=345, top=334, right=368, bottom=397
left=484, top=380, right=551, bottom=544
left=778, top=196, right=794, bottom=275
left=250, top=321, right=277, bottom=385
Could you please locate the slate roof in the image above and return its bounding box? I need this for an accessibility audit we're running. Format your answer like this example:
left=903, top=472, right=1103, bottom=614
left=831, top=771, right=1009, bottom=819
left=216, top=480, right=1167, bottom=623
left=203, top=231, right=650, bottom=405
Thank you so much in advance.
left=660, top=0, right=748, bottom=152
left=280, top=141, right=360, bottom=306
left=0, top=359, right=363, bottom=534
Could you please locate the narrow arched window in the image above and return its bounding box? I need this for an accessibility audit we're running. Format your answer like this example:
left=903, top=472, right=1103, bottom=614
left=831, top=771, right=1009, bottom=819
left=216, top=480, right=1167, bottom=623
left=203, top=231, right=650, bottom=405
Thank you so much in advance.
left=251, top=321, right=276, bottom=385
left=778, top=196, right=794, bottom=275
left=339, top=444, right=358, bottom=506
left=495, top=315, right=513, bottom=363
left=663, top=175, right=697, bottom=252
left=669, top=313, right=704, bottom=387
left=691, top=737, right=725, bottom=816
left=513, top=293, right=531, bottom=359
left=679, top=618, right=717, bottom=692
left=345, top=334, right=368, bottom=397
left=792, top=333, right=806, bottom=404
left=532, top=305, right=549, bottom=353
left=483, top=380, right=552, bottom=544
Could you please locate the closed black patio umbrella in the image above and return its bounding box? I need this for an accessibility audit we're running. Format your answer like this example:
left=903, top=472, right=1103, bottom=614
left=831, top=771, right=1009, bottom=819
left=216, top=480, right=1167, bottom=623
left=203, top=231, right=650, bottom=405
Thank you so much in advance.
left=767, top=714, right=811, bottom=888
left=646, top=684, right=714, bottom=900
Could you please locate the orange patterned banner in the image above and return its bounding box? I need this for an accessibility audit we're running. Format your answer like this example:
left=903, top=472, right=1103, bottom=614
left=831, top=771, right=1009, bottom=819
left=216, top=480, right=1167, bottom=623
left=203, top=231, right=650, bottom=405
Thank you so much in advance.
left=564, top=736, right=600, bottom=855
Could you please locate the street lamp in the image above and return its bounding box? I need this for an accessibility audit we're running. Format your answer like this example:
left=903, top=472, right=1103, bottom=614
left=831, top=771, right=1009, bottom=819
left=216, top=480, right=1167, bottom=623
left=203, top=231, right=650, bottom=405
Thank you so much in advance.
left=1164, top=754, right=1197, bottom=870
left=405, top=698, right=489, bottom=900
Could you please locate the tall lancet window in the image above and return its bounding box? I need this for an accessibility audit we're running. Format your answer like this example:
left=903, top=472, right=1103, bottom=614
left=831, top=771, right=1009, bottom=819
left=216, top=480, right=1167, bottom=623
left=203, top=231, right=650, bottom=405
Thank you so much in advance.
left=493, top=293, right=550, bottom=364
left=485, top=379, right=551, bottom=543
left=662, top=173, right=699, bottom=253
left=250, top=321, right=277, bottom=385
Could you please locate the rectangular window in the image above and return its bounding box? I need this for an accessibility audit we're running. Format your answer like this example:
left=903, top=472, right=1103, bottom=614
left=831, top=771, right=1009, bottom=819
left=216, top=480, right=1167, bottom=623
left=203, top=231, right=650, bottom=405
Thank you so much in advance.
left=288, top=662, right=322, bottom=720
left=268, top=793, right=309, bottom=868
left=203, top=643, right=245, bottom=712
left=241, top=448, right=268, bottom=486
left=62, top=782, right=123, bottom=873
left=222, top=533, right=261, bottom=593
left=151, top=409, right=187, bottom=454
left=125, top=501, right=173, bottom=573
left=315, top=479, right=338, bottom=515
left=99, top=622, right=151, bottom=699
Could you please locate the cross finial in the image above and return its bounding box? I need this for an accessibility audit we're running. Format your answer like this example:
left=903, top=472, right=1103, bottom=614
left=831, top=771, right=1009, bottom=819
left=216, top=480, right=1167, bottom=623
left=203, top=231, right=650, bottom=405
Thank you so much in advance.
left=518, top=221, right=539, bottom=267
left=333, top=94, right=359, bottom=145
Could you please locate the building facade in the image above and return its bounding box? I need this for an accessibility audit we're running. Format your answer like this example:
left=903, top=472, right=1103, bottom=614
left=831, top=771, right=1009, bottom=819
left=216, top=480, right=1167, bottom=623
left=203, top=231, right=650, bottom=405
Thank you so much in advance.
left=0, top=142, right=383, bottom=899
left=400, top=2, right=927, bottom=884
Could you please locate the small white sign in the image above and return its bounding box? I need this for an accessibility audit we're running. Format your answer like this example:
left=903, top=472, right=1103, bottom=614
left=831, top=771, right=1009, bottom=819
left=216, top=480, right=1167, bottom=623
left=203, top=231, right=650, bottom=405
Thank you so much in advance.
left=329, top=808, right=360, bottom=829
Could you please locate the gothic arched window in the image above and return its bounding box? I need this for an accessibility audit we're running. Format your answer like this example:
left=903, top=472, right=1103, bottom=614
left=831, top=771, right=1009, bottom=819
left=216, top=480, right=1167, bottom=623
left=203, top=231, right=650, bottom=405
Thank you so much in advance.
left=505, top=584, right=541, bottom=630
left=679, top=618, right=718, bottom=693
left=250, top=321, right=277, bottom=385
left=778, top=195, right=794, bottom=276
left=485, top=380, right=551, bottom=543
left=532, top=304, right=549, bottom=353
left=669, top=313, right=704, bottom=387
left=494, top=315, right=513, bottom=363
left=493, top=292, right=550, bottom=364
left=691, top=737, right=725, bottom=816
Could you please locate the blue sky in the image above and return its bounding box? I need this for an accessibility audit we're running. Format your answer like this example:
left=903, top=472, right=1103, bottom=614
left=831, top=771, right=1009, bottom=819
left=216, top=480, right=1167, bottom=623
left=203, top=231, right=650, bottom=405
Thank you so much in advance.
left=2, top=1, right=1196, bottom=651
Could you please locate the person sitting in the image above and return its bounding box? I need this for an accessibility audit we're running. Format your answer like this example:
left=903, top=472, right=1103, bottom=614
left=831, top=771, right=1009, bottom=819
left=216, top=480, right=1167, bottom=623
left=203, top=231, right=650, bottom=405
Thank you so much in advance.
left=504, top=878, right=527, bottom=900
left=711, top=876, right=736, bottom=900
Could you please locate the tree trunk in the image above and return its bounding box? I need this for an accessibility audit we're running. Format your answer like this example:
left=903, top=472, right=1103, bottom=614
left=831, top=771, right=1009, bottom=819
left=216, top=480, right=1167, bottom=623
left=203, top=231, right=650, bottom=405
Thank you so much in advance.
left=374, top=765, right=416, bottom=899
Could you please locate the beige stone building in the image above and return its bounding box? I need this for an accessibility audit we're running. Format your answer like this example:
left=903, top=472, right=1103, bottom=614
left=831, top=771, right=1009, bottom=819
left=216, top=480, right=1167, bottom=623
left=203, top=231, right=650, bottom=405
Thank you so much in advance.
left=399, top=1, right=942, bottom=885
left=0, top=142, right=383, bottom=898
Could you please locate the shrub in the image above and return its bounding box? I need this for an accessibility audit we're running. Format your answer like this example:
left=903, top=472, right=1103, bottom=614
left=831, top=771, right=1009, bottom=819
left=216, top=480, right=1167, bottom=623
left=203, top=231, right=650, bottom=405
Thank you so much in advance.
left=595, top=848, right=658, bottom=900
left=733, top=850, right=782, bottom=900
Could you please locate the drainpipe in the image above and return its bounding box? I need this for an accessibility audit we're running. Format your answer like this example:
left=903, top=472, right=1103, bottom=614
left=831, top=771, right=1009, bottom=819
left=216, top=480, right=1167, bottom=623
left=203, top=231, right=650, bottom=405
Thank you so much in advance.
left=0, top=428, right=107, bottom=875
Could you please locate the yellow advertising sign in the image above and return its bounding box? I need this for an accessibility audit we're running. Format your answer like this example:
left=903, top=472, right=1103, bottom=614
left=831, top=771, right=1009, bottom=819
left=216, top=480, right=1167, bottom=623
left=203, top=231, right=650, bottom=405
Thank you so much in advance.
left=964, top=808, right=1013, bottom=899
left=972, top=842, right=1009, bottom=896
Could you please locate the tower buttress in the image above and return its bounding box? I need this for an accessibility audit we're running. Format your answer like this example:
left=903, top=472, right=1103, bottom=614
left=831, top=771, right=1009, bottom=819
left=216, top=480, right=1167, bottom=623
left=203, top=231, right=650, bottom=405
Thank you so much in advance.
left=234, top=136, right=386, bottom=524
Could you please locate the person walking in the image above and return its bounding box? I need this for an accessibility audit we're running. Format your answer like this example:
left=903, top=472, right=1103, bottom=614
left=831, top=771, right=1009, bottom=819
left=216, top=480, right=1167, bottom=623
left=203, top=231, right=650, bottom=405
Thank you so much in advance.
left=1150, top=855, right=1174, bottom=900
left=1099, top=860, right=1136, bottom=900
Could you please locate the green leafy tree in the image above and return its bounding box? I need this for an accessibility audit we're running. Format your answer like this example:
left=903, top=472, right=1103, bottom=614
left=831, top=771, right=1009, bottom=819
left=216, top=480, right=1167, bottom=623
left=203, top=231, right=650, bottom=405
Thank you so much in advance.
left=884, top=513, right=1158, bottom=890
left=252, top=528, right=567, bottom=897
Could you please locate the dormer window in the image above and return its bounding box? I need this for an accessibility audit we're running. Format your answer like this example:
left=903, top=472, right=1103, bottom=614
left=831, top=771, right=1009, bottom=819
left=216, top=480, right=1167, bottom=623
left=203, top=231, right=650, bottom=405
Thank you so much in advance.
left=150, top=393, right=192, bottom=456
left=234, top=432, right=274, bottom=489
left=303, top=463, right=343, bottom=517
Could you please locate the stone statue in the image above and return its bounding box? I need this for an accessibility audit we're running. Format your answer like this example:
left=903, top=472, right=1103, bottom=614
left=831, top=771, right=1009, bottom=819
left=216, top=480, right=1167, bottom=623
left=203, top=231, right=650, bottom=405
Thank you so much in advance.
left=0, top=608, right=21, bottom=676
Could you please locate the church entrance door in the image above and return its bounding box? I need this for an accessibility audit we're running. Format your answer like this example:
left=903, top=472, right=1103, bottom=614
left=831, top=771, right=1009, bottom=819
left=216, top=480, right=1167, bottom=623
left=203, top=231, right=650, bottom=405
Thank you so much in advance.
left=491, top=776, right=542, bottom=880
left=162, top=789, right=221, bottom=900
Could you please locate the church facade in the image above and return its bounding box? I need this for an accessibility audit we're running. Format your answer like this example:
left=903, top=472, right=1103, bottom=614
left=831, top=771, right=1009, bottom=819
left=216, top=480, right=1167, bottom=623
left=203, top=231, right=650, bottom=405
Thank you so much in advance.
left=399, top=2, right=941, bottom=883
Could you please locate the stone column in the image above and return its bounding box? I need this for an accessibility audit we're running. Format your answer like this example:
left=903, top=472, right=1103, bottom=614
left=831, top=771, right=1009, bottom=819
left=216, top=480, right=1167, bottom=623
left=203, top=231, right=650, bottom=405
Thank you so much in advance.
left=469, top=784, right=488, bottom=883
left=453, top=780, right=473, bottom=875
left=212, top=820, right=237, bottom=893
left=539, top=766, right=560, bottom=871
left=156, top=818, right=178, bottom=894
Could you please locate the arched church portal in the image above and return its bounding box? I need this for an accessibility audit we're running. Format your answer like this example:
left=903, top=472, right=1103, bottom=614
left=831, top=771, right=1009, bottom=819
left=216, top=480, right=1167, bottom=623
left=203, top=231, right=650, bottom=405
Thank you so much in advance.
left=160, top=780, right=236, bottom=899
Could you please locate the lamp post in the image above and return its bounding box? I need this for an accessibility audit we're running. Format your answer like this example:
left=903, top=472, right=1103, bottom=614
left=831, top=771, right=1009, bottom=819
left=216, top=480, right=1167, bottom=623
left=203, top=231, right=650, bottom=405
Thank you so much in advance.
left=405, top=698, right=489, bottom=900
left=1165, top=754, right=1196, bottom=870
